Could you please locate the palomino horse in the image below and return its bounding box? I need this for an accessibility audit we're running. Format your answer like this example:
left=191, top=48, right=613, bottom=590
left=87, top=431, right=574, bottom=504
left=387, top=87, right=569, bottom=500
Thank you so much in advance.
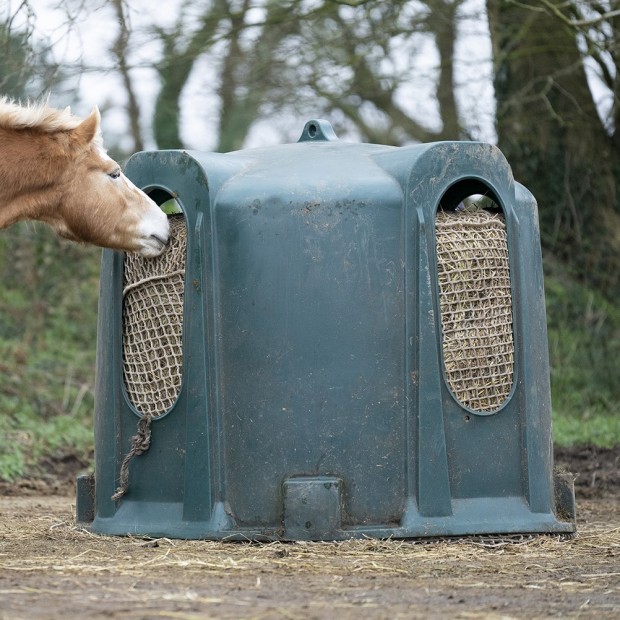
left=0, top=97, right=169, bottom=257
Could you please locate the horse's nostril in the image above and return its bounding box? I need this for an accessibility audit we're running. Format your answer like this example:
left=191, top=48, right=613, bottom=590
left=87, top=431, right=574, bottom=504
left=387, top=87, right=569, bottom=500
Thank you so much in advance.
left=150, top=233, right=168, bottom=247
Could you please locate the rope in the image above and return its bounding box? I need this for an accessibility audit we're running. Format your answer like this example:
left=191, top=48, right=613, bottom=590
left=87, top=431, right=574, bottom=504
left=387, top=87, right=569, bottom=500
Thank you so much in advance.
left=111, top=413, right=153, bottom=501
left=122, top=269, right=185, bottom=298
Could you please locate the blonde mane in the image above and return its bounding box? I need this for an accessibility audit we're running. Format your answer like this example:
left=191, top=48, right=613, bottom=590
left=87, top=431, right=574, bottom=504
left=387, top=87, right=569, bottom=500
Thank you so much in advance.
left=0, top=97, right=98, bottom=138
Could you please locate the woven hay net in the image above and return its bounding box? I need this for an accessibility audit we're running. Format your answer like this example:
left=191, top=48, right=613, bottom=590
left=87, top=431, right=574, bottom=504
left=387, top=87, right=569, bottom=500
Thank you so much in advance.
left=122, top=215, right=186, bottom=417
left=435, top=209, right=514, bottom=412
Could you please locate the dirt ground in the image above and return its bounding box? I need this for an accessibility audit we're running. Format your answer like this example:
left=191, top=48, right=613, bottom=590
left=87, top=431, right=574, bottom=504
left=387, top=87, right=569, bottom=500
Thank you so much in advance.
left=1, top=446, right=619, bottom=619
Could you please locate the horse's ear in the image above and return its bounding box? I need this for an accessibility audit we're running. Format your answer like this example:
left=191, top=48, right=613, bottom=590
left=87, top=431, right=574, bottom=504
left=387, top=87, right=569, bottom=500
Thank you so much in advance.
left=74, top=106, right=101, bottom=144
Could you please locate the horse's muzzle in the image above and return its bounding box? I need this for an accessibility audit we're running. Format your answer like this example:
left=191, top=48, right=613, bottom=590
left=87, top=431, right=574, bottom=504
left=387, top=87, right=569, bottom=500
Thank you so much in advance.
left=150, top=233, right=170, bottom=247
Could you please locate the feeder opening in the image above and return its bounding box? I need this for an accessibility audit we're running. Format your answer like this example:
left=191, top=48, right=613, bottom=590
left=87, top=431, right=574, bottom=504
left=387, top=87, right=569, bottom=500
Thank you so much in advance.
left=122, top=190, right=186, bottom=417
left=435, top=181, right=515, bottom=413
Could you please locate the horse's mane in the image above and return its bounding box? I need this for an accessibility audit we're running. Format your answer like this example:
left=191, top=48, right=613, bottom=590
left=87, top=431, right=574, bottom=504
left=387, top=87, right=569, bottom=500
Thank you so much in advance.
left=0, top=96, right=85, bottom=134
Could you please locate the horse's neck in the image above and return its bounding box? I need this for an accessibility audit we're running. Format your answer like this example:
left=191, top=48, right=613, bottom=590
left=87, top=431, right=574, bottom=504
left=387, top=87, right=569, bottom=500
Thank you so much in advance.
left=0, top=129, right=63, bottom=229
left=0, top=192, right=58, bottom=229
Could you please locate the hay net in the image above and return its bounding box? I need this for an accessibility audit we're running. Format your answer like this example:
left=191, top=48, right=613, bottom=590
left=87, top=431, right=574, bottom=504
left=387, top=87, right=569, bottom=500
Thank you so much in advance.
left=122, top=215, right=186, bottom=417
left=435, top=209, right=514, bottom=413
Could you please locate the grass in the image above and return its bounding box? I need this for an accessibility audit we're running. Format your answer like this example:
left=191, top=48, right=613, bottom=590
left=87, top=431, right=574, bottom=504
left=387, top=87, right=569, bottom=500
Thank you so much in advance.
left=553, top=413, right=620, bottom=448
left=545, top=254, right=620, bottom=447
left=0, top=223, right=99, bottom=480
left=0, top=225, right=617, bottom=482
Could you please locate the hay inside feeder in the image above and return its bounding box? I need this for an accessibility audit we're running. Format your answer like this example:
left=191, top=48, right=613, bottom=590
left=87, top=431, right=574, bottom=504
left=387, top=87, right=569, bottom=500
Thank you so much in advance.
left=435, top=209, right=514, bottom=413
left=122, top=215, right=186, bottom=417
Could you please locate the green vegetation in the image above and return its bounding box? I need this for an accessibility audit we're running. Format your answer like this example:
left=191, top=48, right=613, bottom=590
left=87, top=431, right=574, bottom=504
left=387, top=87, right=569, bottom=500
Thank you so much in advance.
left=545, top=255, right=620, bottom=447
left=0, top=224, right=99, bottom=481
left=0, top=225, right=618, bottom=482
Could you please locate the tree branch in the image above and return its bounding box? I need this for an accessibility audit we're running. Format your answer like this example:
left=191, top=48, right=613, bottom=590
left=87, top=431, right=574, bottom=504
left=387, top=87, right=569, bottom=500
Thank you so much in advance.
left=110, top=0, right=143, bottom=152
left=532, top=0, right=620, bottom=28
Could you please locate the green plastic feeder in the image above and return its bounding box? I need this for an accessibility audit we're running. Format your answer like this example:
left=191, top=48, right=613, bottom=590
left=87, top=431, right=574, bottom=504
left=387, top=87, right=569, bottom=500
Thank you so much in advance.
left=76, top=120, right=576, bottom=540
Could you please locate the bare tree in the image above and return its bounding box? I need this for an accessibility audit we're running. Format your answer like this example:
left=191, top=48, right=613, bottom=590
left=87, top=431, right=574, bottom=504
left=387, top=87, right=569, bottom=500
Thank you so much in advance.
left=151, top=0, right=228, bottom=149
left=215, top=0, right=303, bottom=151
left=487, top=0, right=620, bottom=294
left=144, top=0, right=470, bottom=150
left=110, top=0, right=144, bottom=152
left=290, top=0, right=467, bottom=145
left=1, top=1, right=62, bottom=98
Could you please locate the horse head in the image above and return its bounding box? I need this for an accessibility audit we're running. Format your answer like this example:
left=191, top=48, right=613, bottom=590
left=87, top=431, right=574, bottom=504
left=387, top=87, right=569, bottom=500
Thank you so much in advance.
left=53, top=107, right=170, bottom=258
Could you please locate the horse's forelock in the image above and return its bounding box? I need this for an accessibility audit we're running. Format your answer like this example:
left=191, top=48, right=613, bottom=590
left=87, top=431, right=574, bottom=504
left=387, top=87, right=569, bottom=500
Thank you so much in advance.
left=0, top=97, right=88, bottom=134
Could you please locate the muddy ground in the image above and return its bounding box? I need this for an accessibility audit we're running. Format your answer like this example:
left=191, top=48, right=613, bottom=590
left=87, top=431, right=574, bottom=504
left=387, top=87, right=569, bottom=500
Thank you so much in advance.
left=0, top=445, right=619, bottom=619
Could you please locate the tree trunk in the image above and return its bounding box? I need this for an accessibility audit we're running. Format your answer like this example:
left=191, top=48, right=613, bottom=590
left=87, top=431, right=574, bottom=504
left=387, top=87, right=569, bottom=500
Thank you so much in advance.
left=153, top=37, right=194, bottom=149
left=111, top=0, right=143, bottom=152
left=153, top=1, right=227, bottom=149
left=216, top=1, right=301, bottom=152
left=487, top=0, right=620, bottom=294
left=426, top=0, right=462, bottom=140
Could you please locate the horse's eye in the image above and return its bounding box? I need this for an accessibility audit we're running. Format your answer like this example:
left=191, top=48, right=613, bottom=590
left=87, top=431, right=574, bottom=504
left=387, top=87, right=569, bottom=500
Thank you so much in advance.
left=109, top=169, right=121, bottom=179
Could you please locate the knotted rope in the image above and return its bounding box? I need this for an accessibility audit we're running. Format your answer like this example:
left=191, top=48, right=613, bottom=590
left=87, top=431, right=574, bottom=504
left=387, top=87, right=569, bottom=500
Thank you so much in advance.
left=111, top=413, right=153, bottom=501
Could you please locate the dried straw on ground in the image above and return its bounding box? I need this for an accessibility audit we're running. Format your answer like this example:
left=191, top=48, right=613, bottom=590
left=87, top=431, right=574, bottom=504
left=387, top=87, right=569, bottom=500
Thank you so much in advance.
left=0, top=497, right=618, bottom=618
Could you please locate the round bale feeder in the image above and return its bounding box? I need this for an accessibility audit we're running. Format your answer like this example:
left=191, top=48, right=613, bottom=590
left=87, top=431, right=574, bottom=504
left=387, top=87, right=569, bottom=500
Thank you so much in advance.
left=77, top=120, right=576, bottom=540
